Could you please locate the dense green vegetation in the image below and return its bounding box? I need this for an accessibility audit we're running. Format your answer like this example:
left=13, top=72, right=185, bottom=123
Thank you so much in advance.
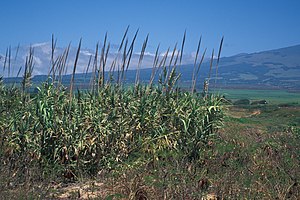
left=0, top=74, right=225, bottom=199
left=0, top=78, right=222, bottom=170
left=0, top=32, right=299, bottom=199
left=0, top=31, right=227, bottom=199
left=2, top=80, right=299, bottom=199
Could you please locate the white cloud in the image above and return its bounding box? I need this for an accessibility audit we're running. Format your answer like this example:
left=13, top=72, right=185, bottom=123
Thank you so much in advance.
left=1, top=43, right=212, bottom=77
left=159, top=50, right=180, bottom=57
left=134, top=51, right=155, bottom=57
left=31, top=42, right=50, bottom=48
left=33, top=56, right=42, bottom=66
left=80, top=50, right=93, bottom=56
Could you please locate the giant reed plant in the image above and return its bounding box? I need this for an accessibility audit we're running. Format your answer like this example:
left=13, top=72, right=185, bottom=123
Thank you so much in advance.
left=0, top=29, right=224, bottom=180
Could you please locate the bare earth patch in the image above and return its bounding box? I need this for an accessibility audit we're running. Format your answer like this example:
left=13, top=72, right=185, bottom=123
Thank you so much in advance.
left=49, top=181, right=108, bottom=199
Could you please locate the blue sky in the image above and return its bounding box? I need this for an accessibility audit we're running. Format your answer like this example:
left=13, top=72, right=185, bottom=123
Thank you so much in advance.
left=1, top=0, right=300, bottom=57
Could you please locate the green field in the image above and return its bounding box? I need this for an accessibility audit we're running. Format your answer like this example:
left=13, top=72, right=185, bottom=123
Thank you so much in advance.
left=213, top=88, right=300, bottom=104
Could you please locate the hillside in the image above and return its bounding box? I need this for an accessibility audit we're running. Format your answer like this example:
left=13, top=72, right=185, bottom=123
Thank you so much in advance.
left=175, top=45, right=300, bottom=90
left=2, top=44, right=300, bottom=90
left=213, top=45, right=300, bottom=90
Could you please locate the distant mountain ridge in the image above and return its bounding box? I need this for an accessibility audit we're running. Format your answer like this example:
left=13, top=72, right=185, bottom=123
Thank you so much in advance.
left=1, top=44, right=300, bottom=90
left=212, top=44, right=300, bottom=90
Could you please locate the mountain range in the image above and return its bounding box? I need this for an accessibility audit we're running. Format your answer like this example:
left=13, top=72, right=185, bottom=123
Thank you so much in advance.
left=1, top=43, right=300, bottom=90
left=214, top=45, right=300, bottom=90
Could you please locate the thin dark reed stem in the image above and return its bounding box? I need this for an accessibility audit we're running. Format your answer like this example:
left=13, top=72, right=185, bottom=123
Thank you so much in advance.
left=22, top=47, right=34, bottom=95
left=180, top=30, right=186, bottom=65
left=50, top=34, right=57, bottom=81
left=3, top=48, right=8, bottom=73
left=149, top=44, right=160, bottom=86
left=208, top=49, right=214, bottom=80
left=135, top=34, right=148, bottom=86
left=192, top=48, right=207, bottom=93
left=168, top=43, right=177, bottom=74
left=119, top=25, right=130, bottom=52
left=84, top=55, right=93, bottom=82
left=158, top=47, right=170, bottom=84
left=214, top=36, right=224, bottom=87
left=98, top=33, right=107, bottom=89
left=8, top=46, right=11, bottom=78
left=191, top=37, right=202, bottom=93
left=11, top=43, right=20, bottom=76
left=119, top=39, right=128, bottom=84
left=123, top=29, right=139, bottom=81
left=206, top=49, right=215, bottom=95
left=69, top=38, right=82, bottom=101
left=16, top=66, right=22, bottom=78
left=91, top=43, right=98, bottom=94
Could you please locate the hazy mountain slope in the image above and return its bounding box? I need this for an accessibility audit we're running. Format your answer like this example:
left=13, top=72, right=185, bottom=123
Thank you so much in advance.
left=207, top=45, right=300, bottom=90
left=1, top=44, right=300, bottom=90
left=0, top=42, right=196, bottom=77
